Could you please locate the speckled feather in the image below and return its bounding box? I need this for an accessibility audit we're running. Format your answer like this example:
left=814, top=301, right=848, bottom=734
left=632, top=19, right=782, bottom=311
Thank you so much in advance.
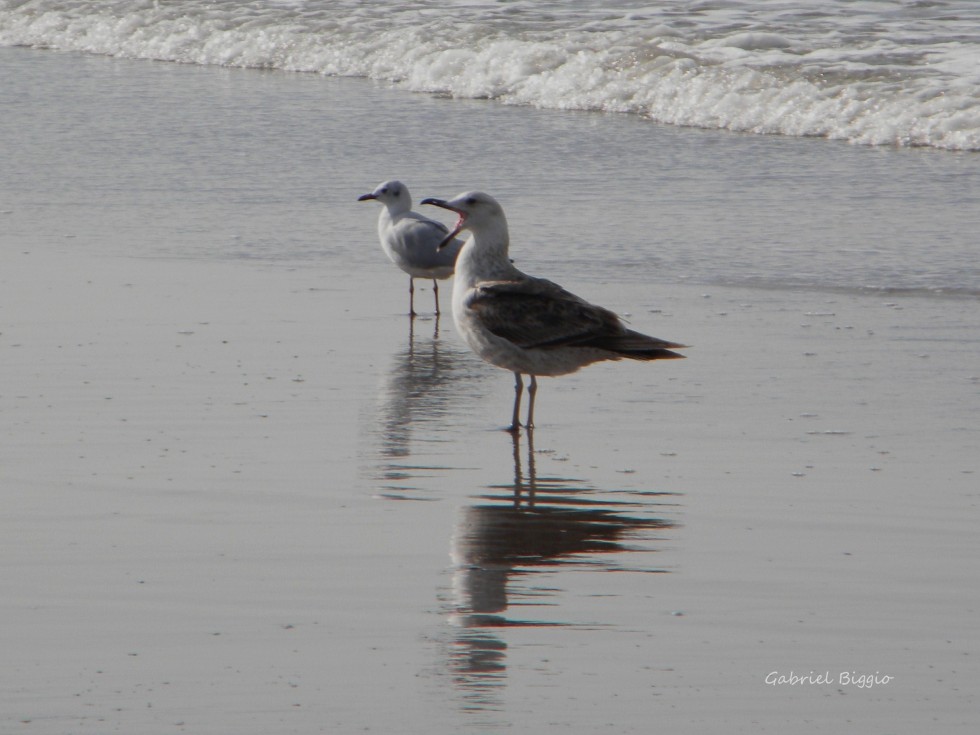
left=467, top=278, right=684, bottom=358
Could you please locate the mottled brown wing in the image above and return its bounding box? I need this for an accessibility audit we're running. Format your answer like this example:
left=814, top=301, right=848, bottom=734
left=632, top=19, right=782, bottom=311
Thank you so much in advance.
left=465, top=278, right=625, bottom=349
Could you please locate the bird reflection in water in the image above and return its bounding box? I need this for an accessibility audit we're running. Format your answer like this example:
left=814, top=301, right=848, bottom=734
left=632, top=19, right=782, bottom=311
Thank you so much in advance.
left=370, top=317, right=486, bottom=498
left=445, top=429, right=677, bottom=704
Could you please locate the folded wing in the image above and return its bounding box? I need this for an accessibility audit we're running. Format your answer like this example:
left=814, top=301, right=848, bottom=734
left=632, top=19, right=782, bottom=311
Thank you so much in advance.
left=466, top=278, right=685, bottom=360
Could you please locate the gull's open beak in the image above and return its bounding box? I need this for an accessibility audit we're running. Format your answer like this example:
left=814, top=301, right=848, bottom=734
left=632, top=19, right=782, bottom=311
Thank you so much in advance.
left=420, top=197, right=457, bottom=211
left=357, top=193, right=377, bottom=201
left=422, top=197, right=466, bottom=250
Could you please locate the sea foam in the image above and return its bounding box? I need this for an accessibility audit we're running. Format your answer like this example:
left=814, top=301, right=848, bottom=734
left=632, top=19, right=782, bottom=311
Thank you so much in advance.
left=2, top=0, right=978, bottom=151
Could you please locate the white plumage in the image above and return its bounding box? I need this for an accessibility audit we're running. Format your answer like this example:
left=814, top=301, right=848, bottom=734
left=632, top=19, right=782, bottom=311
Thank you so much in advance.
left=358, top=180, right=464, bottom=316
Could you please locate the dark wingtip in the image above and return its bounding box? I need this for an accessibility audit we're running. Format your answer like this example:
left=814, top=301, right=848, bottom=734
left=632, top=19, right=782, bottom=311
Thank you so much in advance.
left=604, top=332, right=688, bottom=360
left=639, top=348, right=686, bottom=360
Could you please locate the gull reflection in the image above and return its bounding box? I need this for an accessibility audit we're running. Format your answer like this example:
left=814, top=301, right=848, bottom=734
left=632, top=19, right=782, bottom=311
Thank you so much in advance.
left=445, top=430, right=677, bottom=702
left=369, top=317, right=486, bottom=497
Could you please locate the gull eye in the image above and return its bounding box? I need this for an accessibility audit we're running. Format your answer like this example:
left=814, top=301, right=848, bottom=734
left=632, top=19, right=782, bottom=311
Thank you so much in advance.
left=466, top=196, right=477, bottom=206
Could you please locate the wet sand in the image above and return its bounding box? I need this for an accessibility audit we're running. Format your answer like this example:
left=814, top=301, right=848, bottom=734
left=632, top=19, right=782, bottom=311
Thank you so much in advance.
left=3, top=242, right=978, bottom=733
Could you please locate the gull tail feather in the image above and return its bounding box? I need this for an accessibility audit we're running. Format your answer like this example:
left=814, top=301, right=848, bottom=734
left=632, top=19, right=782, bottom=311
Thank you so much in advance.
left=591, top=330, right=688, bottom=360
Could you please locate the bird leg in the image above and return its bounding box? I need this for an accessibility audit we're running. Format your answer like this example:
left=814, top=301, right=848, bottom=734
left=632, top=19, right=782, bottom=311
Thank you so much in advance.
left=525, top=423, right=537, bottom=506
left=526, top=375, right=538, bottom=429
left=509, top=372, right=523, bottom=433
left=432, top=278, right=440, bottom=315
left=408, top=277, right=417, bottom=317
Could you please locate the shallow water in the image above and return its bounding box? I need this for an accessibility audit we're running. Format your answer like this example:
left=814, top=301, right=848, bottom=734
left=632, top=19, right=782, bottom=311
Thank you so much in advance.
left=2, top=46, right=979, bottom=296
left=2, top=45, right=979, bottom=734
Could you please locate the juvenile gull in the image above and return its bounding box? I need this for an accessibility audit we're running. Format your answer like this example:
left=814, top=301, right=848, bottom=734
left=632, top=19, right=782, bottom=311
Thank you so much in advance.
left=422, top=191, right=686, bottom=431
left=358, top=180, right=464, bottom=316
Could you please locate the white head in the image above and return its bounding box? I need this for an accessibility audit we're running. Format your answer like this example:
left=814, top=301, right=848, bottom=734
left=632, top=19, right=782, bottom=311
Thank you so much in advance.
left=357, top=180, right=412, bottom=213
left=420, top=191, right=508, bottom=250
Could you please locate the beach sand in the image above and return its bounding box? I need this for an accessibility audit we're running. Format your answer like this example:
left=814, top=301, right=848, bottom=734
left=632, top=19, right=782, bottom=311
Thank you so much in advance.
left=3, top=244, right=978, bottom=733
left=2, top=46, right=979, bottom=734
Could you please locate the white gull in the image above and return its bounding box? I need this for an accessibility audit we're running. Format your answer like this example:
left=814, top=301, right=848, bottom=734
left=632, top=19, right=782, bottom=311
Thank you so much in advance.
left=358, top=180, right=464, bottom=316
left=422, top=191, right=686, bottom=431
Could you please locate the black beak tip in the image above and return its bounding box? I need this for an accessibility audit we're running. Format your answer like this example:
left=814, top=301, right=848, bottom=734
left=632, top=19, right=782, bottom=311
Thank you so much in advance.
left=421, top=197, right=444, bottom=207
left=357, top=193, right=376, bottom=202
